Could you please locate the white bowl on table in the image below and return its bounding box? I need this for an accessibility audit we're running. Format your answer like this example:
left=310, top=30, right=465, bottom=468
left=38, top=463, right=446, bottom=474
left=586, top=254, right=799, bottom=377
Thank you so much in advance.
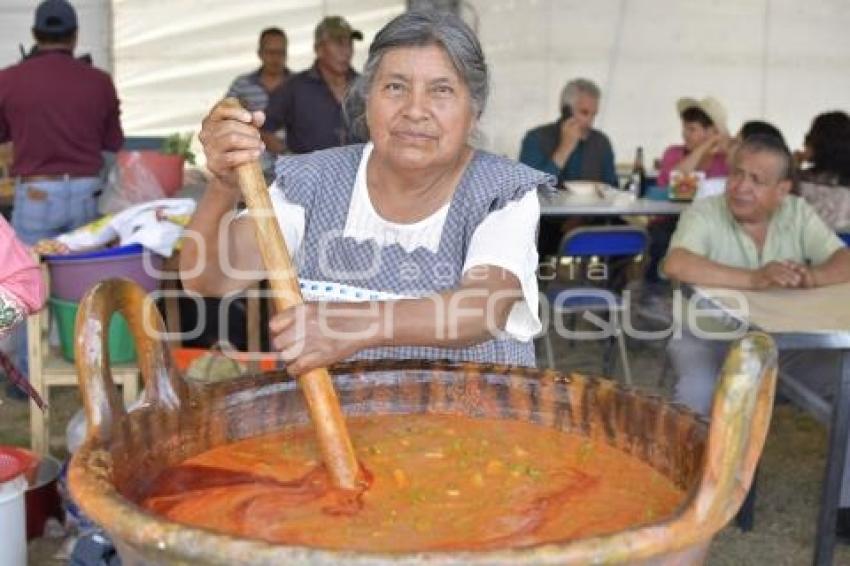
left=563, top=181, right=604, bottom=202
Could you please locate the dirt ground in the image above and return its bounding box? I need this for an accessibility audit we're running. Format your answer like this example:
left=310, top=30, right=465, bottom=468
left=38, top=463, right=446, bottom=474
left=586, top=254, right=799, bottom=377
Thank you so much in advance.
left=2, top=332, right=850, bottom=565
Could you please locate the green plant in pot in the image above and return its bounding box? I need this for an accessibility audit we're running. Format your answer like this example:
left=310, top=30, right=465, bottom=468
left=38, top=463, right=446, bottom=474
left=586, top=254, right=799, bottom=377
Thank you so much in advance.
left=118, top=132, right=195, bottom=198
left=161, top=132, right=196, bottom=166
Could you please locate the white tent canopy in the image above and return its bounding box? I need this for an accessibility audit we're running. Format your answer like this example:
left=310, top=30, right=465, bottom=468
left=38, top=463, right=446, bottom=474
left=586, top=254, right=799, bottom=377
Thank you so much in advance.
left=111, top=0, right=404, bottom=140
left=470, top=0, right=850, bottom=166
left=2, top=0, right=849, bottom=166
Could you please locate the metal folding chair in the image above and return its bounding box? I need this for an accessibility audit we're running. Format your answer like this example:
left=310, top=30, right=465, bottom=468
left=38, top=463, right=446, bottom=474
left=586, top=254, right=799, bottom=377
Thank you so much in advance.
left=540, top=225, right=649, bottom=385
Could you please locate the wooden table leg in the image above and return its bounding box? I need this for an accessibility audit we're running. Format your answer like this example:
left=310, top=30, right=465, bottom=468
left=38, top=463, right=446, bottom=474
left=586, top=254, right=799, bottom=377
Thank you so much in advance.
left=27, top=310, right=48, bottom=456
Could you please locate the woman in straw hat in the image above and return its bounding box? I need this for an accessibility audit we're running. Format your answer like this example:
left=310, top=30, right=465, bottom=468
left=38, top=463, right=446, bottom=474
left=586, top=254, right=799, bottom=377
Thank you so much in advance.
left=657, top=96, right=731, bottom=188
left=646, top=97, right=731, bottom=282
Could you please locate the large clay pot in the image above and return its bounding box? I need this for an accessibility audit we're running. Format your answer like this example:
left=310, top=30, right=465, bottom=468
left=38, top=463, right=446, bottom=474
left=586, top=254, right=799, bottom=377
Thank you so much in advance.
left=69, top=279, right=777, bottom=565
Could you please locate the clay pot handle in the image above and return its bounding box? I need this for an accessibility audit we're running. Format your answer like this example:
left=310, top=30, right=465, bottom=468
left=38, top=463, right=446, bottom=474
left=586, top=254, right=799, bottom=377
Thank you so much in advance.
left=75, top=278, right=189, bottom=446
left=218, top=97, right=360, bottom=490
left=692, top=332, right=777, bottom=532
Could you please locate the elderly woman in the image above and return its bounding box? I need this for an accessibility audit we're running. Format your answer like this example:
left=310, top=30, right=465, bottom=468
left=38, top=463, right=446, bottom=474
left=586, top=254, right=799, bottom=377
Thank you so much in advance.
left=181, top=11, right=552, bottom=374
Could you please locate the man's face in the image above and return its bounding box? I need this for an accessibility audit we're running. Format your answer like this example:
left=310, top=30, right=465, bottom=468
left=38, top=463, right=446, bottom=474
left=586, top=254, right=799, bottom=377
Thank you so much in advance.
left=570, top=92, right=599, bottom=136
left=316, top=34, right=354, bottom=75
left=258, top=34, right=287, bottom=73
left=725, top=148, right=791, bottom=224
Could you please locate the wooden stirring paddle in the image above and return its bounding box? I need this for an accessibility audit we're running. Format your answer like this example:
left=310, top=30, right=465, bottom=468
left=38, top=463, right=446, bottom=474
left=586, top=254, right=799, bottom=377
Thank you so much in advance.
left=221, top=98, right=360, bottom=489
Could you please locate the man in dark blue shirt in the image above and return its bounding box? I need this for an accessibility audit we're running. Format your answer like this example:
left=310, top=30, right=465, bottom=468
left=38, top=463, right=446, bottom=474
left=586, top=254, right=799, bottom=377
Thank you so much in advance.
left=518, top=78, right=618, bottom=188
left=262, top=16, right=362, bottom=155
left=519, top=78, right=619, bottom=258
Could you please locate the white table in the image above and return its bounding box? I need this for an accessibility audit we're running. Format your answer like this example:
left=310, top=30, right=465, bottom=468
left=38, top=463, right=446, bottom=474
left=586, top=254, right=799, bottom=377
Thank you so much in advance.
left=539, top=188, right=688, bottom=217
left=694, top=283, right=850, bottom=565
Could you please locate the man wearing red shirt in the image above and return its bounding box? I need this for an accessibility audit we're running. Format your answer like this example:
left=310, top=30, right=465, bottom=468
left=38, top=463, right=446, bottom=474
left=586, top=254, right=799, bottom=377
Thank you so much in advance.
left=0, top=0, right=123, bottom=400
left=0, top=0, right=123, bottom=246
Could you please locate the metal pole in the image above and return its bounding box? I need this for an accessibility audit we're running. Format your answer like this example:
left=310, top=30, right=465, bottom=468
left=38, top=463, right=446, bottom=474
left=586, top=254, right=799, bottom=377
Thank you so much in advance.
left=814, top=350, right=850, bottom=565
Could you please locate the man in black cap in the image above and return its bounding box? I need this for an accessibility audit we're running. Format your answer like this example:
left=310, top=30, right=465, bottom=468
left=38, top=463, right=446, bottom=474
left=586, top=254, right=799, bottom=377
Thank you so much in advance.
left=262, top=16, right=363, bottom=154
left=0, top=0, right=123, bottom=246
left=0, top=0, right=123, bottom=398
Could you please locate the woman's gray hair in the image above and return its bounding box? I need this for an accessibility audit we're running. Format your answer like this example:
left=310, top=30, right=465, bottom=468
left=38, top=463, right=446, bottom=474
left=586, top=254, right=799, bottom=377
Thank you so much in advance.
left=344, top=10, right=489, bottom=141
left=559, top=78, right=601, bottom=109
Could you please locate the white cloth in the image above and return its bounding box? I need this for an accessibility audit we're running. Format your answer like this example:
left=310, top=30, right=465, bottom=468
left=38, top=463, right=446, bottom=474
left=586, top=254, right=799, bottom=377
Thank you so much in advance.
left=57, top=198, right=196, bottom=257
left=343, top=143, right=451, bottom=254
left=695, top=176, right=727, bottom=200
left=263, top=143, right=541, bottom=341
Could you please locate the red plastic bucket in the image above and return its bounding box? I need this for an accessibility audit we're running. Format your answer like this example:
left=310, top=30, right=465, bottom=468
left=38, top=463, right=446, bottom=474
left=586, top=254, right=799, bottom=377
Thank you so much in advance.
left=0, top=447, right=37, bottom=484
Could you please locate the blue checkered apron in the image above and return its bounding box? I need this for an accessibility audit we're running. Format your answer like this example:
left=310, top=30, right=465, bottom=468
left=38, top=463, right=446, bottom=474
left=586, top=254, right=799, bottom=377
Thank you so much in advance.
left=273, top=144, right=553, bottom=366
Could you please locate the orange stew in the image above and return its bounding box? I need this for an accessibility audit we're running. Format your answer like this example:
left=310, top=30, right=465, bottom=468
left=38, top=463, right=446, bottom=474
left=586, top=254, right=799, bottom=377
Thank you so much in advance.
left=141, top=414, right=684, bottom=552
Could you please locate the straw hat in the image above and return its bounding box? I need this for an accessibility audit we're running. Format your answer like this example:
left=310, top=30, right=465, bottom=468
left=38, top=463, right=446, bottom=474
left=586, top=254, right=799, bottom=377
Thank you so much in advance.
left=676, top=96, right=729, bottom=134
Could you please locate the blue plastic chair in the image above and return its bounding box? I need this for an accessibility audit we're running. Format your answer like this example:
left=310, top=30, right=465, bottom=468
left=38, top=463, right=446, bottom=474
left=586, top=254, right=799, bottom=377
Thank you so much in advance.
left=839, top=232, right=850, bottom=247
left=540, top=225, right=649, bottom=384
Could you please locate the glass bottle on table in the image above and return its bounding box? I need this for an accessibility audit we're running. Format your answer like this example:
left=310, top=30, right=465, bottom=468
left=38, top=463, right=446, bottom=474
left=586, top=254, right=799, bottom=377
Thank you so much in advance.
left=625, top=146, right=646, bottom=198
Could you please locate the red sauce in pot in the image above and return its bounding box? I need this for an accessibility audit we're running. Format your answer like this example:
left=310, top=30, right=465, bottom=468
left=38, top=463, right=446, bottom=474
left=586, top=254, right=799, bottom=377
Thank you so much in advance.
left=141, top=414, right=684, bottom=552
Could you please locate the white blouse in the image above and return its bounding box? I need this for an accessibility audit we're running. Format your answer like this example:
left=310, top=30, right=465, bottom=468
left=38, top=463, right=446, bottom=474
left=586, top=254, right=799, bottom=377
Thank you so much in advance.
left=265, top=142, right=541, bottom=341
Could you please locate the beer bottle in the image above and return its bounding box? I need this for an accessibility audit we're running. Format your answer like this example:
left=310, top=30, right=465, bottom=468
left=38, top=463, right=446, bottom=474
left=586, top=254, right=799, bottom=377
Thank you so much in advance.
left=626, top=146, right=646, bottom=197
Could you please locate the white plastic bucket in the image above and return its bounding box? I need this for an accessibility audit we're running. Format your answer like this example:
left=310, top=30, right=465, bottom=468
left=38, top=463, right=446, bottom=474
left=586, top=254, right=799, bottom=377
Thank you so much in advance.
left=0, top=474, right=28, bottom=566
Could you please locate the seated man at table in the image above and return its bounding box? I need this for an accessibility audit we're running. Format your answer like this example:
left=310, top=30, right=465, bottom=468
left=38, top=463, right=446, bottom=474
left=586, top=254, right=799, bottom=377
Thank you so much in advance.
left=518, top=78, right=618, bottom=188
left=663, top=133, right=850, bottom=537
left=519, top=78, right=618, bottom=257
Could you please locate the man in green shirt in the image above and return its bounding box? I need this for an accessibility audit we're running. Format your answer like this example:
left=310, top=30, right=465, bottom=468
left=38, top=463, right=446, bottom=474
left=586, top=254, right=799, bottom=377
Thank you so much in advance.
left=663, top=133, right=850, bottom=537
left=664, top=136, right=849, bottom=289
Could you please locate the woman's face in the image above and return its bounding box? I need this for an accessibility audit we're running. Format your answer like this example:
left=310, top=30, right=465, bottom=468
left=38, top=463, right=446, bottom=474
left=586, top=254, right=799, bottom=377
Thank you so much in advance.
left=682, top=121, right=713, bottom=151
left=366, top=45, right=475, bottom=172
